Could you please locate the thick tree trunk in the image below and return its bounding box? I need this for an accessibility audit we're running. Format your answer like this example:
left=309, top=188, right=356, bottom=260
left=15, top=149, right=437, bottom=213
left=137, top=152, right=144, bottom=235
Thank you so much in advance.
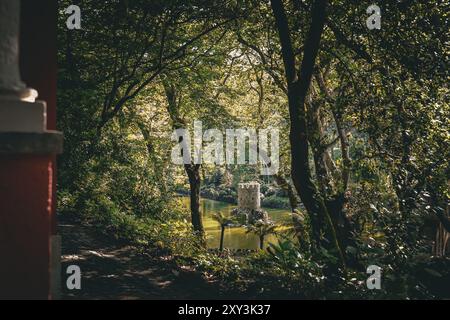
left=185, top=164, right=204, bottom=236
left=270, top=0, right=345, bottom=267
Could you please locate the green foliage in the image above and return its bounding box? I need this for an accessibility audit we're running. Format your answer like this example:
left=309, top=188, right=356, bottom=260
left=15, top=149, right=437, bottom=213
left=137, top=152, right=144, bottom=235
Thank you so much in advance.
left=57, top=0, right=448, bottom=299
left=261, top=195, right=290, bottom=209
left=212, top=212, right=236, bottom=228
left=201, top=184, right=237, bottom=204
left=245, top=220, right=278, bottom=250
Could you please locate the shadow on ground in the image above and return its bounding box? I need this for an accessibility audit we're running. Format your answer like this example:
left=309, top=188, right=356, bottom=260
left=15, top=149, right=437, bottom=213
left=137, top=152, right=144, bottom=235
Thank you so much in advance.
left=59, top=215, right=226, bottom=300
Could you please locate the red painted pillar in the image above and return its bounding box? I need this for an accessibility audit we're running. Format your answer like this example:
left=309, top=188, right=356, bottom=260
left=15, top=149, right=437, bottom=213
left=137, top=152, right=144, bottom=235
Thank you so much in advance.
left=0, top=155, right=54, bottom=299
left=0, top=0, right=61, bottom=300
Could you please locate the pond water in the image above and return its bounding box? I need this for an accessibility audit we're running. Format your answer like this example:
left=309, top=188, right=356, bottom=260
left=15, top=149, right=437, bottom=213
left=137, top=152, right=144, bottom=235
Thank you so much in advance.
left=179, top=196, right=292, bottom=250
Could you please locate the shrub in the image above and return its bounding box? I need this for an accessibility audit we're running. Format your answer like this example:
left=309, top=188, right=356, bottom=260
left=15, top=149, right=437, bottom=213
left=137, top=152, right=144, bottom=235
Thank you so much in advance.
left=262, top=195, right=290, bottom=209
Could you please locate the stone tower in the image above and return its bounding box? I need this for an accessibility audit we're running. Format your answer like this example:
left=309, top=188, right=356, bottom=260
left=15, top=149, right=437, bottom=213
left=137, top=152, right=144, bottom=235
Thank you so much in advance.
left=237, top=182, right=261, bottom=210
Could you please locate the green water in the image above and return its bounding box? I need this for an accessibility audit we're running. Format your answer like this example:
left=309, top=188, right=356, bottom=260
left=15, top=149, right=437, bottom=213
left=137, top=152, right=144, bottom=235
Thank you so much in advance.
left=179, top=196, right=292, bottom=250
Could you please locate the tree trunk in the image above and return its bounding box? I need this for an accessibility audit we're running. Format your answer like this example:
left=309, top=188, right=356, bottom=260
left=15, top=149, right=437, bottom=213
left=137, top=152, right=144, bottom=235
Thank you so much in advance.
left=185, top=164, right=204, bottom=237
left=259, top=235, right=264, bottom=250
left=333, top=110, right=350, bottom=190
left=220, top=226, right=225, bottom=251
left=274, top=174, right=299, bottom=212
left=162, top=81, right=205, bottom=239
left=270, top=0, right=345, bottom=268
left=313, top=70, right=360, bottom=266
left=307, top=97, right=332, bottom=194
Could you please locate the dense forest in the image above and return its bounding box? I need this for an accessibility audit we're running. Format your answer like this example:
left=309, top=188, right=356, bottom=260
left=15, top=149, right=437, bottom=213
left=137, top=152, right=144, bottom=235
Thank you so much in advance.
left=57, top=0, right=449, bottom=299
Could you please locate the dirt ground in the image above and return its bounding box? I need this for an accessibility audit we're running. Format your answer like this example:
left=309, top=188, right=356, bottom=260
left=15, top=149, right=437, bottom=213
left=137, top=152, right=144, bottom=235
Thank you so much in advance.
left=58, top=215, right=227, bottom=300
